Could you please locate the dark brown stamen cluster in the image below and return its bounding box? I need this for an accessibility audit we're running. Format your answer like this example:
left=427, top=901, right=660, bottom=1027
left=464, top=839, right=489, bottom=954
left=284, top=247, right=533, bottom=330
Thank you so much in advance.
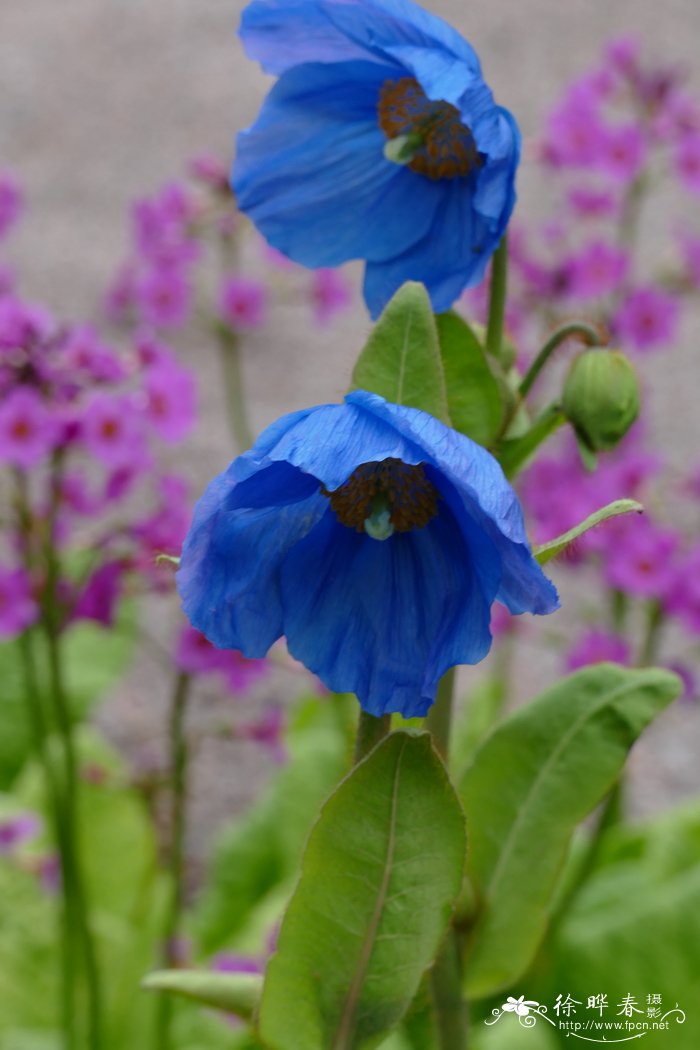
left=378, top=77, right=480, bottom=180
left=324, top=459, right=439, bottom=533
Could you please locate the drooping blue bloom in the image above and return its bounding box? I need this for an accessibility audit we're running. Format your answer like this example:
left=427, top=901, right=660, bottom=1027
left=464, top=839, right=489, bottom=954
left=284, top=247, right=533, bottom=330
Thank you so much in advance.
left=233, top=0, right=520, bottom=319
left=177, top=391, right=558, bottom=718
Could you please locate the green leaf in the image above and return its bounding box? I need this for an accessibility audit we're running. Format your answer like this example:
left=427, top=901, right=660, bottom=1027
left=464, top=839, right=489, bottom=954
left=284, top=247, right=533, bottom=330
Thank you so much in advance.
left=351, top=283, right=450, bottom=422
left=258, top=732, right=466, bottom=1050
left=533, top=499, right=644, bottom=564
left=496, top=405, right=565, bottom=478
left=459, top=664, right=680, bottom=998
left=435, top=312, right=504, bottom=445
left=526, top=802, right=700, bottom=1050
left=142, top=970, right=261, bottom=1019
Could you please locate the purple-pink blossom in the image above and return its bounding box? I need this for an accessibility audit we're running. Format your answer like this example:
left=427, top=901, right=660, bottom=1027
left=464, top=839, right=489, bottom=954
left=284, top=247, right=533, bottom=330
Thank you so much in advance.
left=604, top=518, right=679, bottom=601
left=0, top=565, right=38, bottom=638
left=218, top=276, right=267, bottom=330
left=0, top=812, right=41, bottom=853
left=673, top=134, right=700, bottom=194
left=309, top=269, right=352, bottom=325
left=237, top=707, right=286, bottom=764
left=137, top=268, right=192, bottom=330
left=613, top=286, right=680, bottom=352
left=144, top=363, right=197, bottom=443
left=598, top=123, right=647, bottom=183
left=0, top=386, right=58, bottom=469
left=566, top=629, right=631, bottom=671
left=81, top=392, right=148, bottom=469
left=567, top=240, right=629, bottom=301
left=0, top=172, right=23, bottom=241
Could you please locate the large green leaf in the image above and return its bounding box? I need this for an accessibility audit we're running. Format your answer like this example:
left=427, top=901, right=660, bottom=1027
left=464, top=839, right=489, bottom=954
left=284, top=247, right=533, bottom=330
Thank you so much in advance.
left=521, top=802, right=700, bottom=1050
left=258, top=732, right=466, bottom=1050
left=435, top=312, right=504, bottom=445
left=460, top=665, right=680, bottom=997
left=351, top=283, right=450, bottom=422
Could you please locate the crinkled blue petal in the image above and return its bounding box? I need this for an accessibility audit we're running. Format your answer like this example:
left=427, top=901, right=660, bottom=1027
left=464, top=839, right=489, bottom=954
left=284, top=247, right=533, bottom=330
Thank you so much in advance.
left=177, top=461, right=327, bottom=655
left=362, top=175, right=495, bottom=316
left=240, top=0, right=482, bottom=76
left=344, top=391, right=560, bottom=614
left=233, top=60, right=442, bottom=267
left=279, top=500, right=493, bottom=717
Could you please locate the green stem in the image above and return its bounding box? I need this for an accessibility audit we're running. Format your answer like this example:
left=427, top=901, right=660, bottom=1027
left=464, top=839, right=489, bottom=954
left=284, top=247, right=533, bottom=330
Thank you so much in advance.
left=610, top=588, right=628, bottom=634
left=431, top=931, right=469, bottom=1050
left=215, top=323, right=254, bottom=452
left=156, top=672, right=192, bottom=1050
left=425, top=668, right=455, bottom=761
left=42, top=464, right=104, bottom=1050
left=426, top=669, right=468, bottom=1048
left=353, top=710, right=391, bottom=764
left=519, top=322, right=602, bottom=399
left=485, top=237, right=508, bottom=363
left=18, top=630, right=78, bottom=1050
left=637, top=599, right=664, bottom=666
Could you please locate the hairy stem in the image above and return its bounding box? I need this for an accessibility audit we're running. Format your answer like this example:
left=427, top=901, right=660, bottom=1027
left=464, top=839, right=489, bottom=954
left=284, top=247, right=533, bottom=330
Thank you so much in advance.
left=42, top=460, right=104, bottom=1050
left=155, top=672, right=192, bottom=1050
left=215, top=323, right=254, bottom=452
left=425, top=668, right=455, bottom=761
left=353, top=710, right=391, bottom=765
left=519, top=321, right=602, bottom=399
left=485, top=237, right=509, bottom=363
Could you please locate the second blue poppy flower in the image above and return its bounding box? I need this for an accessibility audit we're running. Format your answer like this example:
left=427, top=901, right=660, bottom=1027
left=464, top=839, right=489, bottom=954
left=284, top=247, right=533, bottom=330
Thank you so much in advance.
left=232, top=0, right=521, bottom=318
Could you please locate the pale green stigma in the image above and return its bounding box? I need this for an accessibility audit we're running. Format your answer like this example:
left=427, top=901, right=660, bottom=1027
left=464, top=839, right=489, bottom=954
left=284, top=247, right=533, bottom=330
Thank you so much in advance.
left=383, top=131, right=424, bottom=167
left=364, top=495, right=395, bottom=541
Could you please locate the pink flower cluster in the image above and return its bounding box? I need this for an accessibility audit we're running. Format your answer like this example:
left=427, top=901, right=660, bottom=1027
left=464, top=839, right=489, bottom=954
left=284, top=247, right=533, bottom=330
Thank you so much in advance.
left=105, top=161, right=353, bottom=337
left=462, top=36, right=700, bottom=361
left=0, top=177, right=199, bottom=639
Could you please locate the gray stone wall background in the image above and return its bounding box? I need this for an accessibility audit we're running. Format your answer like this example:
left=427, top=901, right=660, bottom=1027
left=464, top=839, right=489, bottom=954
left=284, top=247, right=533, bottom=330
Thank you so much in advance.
left=2, top=1, right=700, bottom=856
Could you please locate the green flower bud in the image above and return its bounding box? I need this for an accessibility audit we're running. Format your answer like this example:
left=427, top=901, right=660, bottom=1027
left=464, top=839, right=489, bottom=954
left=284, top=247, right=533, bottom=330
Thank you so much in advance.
left=562, top=348, right=640, bottom=452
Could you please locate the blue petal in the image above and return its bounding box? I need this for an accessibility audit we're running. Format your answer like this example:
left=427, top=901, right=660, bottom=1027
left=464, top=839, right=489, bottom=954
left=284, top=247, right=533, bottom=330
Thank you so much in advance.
left=384, top=42, right=488, bottom=108
left=241, top=0, right=482, bottom=76
left=279, top=500, right=493, bottom=717
left=177, top=461, right=326, bottom=655
left=242, top=397, right=428, bottom=490
left=344, top=392, right=560, bottom=615
left=233, top=60, right=442, bottom=267
left=362, top=139, right=516, bottom=317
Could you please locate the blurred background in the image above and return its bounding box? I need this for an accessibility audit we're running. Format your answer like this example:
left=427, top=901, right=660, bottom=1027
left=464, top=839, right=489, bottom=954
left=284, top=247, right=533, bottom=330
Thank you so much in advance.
left=2, top=0, right=700, bottom=853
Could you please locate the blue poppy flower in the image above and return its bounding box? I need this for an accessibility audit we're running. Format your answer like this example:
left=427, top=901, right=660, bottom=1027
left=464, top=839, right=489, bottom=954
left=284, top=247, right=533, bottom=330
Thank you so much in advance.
left=177, top=391, right=558, bottom=718
left=233, top=0, right=520, bottom=319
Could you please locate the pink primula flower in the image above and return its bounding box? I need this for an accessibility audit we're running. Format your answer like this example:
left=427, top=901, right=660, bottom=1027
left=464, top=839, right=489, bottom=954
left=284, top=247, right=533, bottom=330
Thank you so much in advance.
left=81, top=392, right=148, bottom=468
left=0, top=565, right=38, bottom=638
left=604, top=518, right=679, bottom=601
left=613, top=286, right=680, bottom=352
left=144, top=363, right=197, bottom=443
left=566, top=629, right=631, bottom=671
left=673, top=133, right=700, bottom=194
left=567, top=240, right=629, bottom=300
left=0, top=387, right=58, bottom=469
left=310, top=268, right=352, bottom=325
left=218, top=276, right=267, bottom=330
